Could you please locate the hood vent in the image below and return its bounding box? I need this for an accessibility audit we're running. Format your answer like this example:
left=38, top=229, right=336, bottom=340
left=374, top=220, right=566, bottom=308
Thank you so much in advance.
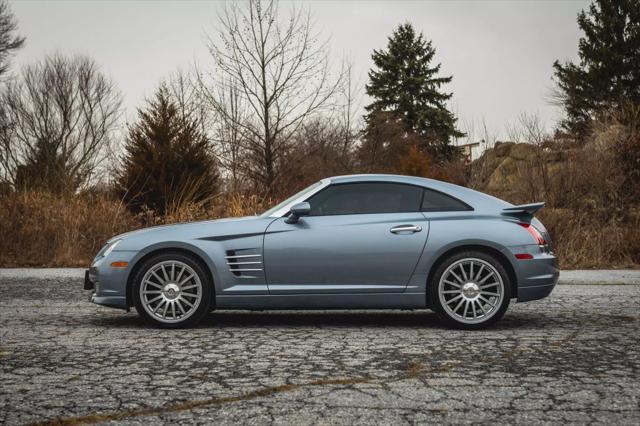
left=225, top=249, right=263, bottom=279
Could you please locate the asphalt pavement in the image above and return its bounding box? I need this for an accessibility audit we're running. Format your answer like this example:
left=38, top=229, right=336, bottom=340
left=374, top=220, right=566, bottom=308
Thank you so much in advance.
left=0, top=270, right=638, bottom=425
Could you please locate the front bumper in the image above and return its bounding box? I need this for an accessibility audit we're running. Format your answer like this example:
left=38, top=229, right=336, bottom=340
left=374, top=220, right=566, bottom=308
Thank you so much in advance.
left=84, top=270, right=94, bottom=290
left=84, top=251, right=137, bottom=310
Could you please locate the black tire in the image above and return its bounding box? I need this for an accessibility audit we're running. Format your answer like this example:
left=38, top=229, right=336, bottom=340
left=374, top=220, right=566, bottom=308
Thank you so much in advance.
left=133, top=251, right=213, bottom=329
left=429, top=250, right=511, bottom=330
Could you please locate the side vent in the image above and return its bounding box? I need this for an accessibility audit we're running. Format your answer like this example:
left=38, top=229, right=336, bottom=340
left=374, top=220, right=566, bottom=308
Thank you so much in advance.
left=225, top=249, right=263, bottom=279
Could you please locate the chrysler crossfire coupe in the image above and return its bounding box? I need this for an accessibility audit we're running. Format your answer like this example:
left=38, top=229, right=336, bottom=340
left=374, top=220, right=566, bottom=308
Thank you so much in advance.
left=85, top=174, right=558, bottom=329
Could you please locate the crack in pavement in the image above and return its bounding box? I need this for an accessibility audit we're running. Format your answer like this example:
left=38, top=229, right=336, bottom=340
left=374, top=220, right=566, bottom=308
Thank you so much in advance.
left=30, top=377, right=371, bottom=425
left=32, top=361, right=467, bottom=425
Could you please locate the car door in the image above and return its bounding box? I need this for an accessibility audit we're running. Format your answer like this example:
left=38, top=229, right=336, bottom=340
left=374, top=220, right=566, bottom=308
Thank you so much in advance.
left=263, top=182, right=430, bottom=294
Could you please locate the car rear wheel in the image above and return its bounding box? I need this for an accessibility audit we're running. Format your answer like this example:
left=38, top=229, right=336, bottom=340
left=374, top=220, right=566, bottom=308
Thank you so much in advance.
left=430, top=251, right=511, bottom=330
left=133, top=252, right=212, bottom=328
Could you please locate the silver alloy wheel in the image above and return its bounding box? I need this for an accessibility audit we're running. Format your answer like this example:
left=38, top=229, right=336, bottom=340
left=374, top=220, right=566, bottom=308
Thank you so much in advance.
left=139, top=260, right=203, bottom=324
left=438, top=258, right=504, bottom=324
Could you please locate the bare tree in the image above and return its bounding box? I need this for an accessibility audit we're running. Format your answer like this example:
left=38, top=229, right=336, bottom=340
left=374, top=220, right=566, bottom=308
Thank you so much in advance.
left=263, top=57, right=363, bottom=195
left=506, top=113, right=552, bottom=203
left=167, top=70, right=208, bottom=126
left=335, top=57, right=362, bottom=170
left=212, top=81, right=250, bottom=193
left=197, top=0, right=342, bottom=194
left=463, top=116, right=498, bottom=189
left=286, top=57, right=362, bottom=179
left=169, top=69, right=249, bottom=193
left=0, top=0, right=24, bottom=79
left=0, top=54, right=122, bottom=192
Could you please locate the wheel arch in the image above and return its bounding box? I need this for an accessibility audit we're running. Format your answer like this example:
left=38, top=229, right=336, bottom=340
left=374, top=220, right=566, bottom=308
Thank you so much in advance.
left=425, top=244, right=518, bottom=305
left=125, top=245, right=216, bottom=309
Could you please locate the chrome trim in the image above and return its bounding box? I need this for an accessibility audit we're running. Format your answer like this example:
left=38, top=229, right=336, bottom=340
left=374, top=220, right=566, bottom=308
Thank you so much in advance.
left=390, top=225, right=422, bottom=234
left=222, top=284, right=269, bottom=292
left=226, top=251, right=263, bottom=277
left=269, top=178, right=331, bottom=218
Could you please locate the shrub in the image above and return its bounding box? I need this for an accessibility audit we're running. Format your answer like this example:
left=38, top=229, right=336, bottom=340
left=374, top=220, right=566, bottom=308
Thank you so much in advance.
left=393, top=145, right=467, bottom=185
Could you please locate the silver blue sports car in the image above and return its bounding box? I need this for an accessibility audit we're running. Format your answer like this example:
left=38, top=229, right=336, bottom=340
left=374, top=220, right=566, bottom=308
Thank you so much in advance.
left=85, top=174, right=558, bottom=329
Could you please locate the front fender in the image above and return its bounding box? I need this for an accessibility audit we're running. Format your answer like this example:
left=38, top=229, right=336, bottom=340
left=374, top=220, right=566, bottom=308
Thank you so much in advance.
left=119, top=217, right=275, bottom=306
left=123, top=241, right=222, bottom=308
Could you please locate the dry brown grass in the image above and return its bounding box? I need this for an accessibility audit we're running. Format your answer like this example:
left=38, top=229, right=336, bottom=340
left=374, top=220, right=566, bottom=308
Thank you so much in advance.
left=156, top=192, right=271, bottom=225
left=0, top=191, right=138, bottom=267
left=538, top=208, right=640, bottom=269
left=0, top=190, right=272, bottom=267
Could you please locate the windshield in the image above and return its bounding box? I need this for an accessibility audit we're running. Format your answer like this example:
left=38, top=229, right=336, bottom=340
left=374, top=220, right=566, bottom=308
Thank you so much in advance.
left=260, top=181, right=323, bottom=217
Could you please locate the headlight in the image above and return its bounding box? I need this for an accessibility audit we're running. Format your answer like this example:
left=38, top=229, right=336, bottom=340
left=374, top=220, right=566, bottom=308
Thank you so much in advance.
left=101, top=239, right=121, bottom=258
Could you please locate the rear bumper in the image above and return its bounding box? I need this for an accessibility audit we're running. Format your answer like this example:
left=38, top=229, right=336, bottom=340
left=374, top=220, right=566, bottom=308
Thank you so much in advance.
left=513, top=251, right=559, bottom=302
left=517, top=282, right=556, bottom=302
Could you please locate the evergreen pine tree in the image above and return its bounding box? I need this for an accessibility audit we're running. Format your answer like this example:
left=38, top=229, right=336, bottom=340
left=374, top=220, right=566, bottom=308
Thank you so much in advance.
left=553, top=0, right=640, bottom=138
left=364, top=23, right=463, bottom=163
left=118, top=85, right=219, bottom=216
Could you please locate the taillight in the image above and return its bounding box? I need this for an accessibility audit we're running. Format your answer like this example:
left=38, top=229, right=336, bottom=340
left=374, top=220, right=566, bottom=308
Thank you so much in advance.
left=518, top=223, right=546, bottom=246
left=515, top=253, right=534, bottom=260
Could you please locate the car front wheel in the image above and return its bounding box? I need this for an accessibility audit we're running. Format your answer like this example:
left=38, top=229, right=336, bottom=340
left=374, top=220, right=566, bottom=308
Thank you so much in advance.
left=430, top=251, right=511, bottom=329
left=133, top=252, right=212, bottom=328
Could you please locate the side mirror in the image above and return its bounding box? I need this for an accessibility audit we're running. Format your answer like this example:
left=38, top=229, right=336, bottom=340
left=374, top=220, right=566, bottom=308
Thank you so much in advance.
left=285, top=202, right=311, bottom=224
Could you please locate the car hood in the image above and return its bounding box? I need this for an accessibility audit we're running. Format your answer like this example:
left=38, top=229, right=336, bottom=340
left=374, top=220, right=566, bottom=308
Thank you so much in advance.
left=109, top=215, right=267, bottom=245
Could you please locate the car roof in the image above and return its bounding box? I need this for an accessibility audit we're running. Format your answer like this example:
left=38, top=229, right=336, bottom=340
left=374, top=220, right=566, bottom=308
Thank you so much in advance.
left=330, top=173, right=450, bottom=188
left=327, top=174, right=512, bottom=211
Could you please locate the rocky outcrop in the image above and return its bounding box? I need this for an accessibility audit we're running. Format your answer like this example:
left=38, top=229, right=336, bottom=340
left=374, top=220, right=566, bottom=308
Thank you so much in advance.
left=470, top=141, right=570, bottom=204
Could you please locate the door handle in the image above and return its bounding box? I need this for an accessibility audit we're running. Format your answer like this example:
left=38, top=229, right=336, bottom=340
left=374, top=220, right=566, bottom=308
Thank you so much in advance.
left=390, top=225, right=422, bottom=234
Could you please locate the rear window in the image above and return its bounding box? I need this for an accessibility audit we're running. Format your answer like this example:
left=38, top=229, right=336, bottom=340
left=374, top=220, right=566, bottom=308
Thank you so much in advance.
left=421, top=188, right=471, bottom=212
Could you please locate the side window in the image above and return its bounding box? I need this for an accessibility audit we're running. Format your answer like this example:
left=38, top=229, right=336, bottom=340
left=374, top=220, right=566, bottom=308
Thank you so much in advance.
left=307, top=183, right=423, bottom=216
left=421, top=188, right=471, bottom=212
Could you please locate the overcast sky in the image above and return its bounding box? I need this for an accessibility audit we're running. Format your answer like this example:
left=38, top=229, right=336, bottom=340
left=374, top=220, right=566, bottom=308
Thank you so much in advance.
left=10, top=0, right=589, bottom=140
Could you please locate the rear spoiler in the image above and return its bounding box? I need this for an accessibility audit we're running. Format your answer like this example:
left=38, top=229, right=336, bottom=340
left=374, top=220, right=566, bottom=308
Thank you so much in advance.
left=501, top=202, right=545, bottom=218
